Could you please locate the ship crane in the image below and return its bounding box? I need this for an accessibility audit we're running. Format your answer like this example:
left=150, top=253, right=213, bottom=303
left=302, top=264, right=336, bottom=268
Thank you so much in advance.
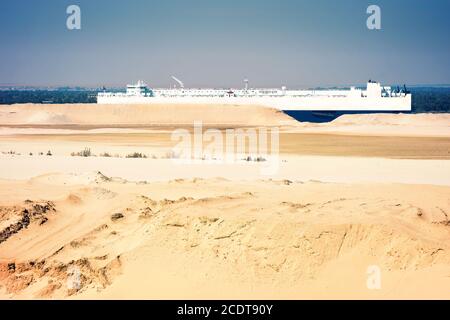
left=171, top=76, right=184, bottom=89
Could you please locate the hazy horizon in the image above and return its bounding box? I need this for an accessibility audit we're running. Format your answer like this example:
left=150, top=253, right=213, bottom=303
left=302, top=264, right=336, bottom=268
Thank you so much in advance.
left=1, top=0, right=449, bottom=88
left=2, top=83, right=450, bottom=91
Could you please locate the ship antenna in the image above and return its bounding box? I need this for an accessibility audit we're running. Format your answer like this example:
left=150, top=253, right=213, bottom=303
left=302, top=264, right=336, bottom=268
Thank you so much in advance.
left=171, top=76, right=184, bottom=89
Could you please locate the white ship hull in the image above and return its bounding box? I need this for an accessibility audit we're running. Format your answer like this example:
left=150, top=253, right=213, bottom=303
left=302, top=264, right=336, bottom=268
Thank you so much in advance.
left=97, top=95, right=411, bottom=111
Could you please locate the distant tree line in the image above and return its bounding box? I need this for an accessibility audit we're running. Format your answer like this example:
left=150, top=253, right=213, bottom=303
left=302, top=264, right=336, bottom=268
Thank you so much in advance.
left=0, top=90, right=98, bottom=104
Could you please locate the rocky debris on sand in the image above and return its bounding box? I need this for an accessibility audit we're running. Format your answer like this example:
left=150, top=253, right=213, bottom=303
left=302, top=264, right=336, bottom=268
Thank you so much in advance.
left=110, top=213, right=124, bottom=221
left=0, top=255, right=122, bottom=298
left=0, top=201, right=55, bottom=244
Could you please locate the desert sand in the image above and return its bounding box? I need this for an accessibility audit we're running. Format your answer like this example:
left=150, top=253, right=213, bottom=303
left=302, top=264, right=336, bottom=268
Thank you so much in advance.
left=0, top=104, right=449, bottom=299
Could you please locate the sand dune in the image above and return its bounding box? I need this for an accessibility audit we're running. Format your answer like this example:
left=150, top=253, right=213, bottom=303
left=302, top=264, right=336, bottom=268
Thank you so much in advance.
left=0, top=155, right=449, bottom=185
left=332, top=113, right=450, bottom=126
left=1, top=104, right=449, bottom=299
left=295, top=113, right=450, bottom=137
left=0, top=104, right=297, bottom=127
left=1, top=104, right=449, bottom=137
left=0, top=172, right=449, bottom=299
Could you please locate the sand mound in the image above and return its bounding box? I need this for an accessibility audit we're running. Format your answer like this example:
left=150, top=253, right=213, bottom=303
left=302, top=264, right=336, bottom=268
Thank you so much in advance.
left=332, top=113, right=450, bottom=126
left=29, top=171, right=115, bottom=186
left=0, top=104, right=298, bottom=127
left=290, top=113, right=450, bottom=137
left=2, top=104, right=449, bottom=138
left=1, top=176, right=450, bottom=299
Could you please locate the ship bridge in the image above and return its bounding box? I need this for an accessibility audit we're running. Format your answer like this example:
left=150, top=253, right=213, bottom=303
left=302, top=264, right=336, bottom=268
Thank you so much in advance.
left=126, top=80, right=154, bottom=97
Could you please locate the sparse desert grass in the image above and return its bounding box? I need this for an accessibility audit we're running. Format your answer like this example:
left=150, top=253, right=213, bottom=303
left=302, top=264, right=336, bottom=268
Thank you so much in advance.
left=1, top=149, right=266, bottom=163
left=71, top=147, right=92, bottom=157
left=126, top=152, right=147, bottom=158
left=1, top=150, right=21, bottom=156
left=69, top=150, right=150, bottom=158
left=99, top=152, right=112, bottom=157
left=97, top=152, right=121, bottom=158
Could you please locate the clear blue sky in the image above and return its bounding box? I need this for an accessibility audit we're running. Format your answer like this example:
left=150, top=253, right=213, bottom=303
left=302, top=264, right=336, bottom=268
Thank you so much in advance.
left=1, top=0, right=449, bottom=88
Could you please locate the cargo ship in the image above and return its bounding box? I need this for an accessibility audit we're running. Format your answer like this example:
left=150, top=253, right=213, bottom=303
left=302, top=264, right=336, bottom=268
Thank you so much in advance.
left=97, top=78, right=411, bottom=122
